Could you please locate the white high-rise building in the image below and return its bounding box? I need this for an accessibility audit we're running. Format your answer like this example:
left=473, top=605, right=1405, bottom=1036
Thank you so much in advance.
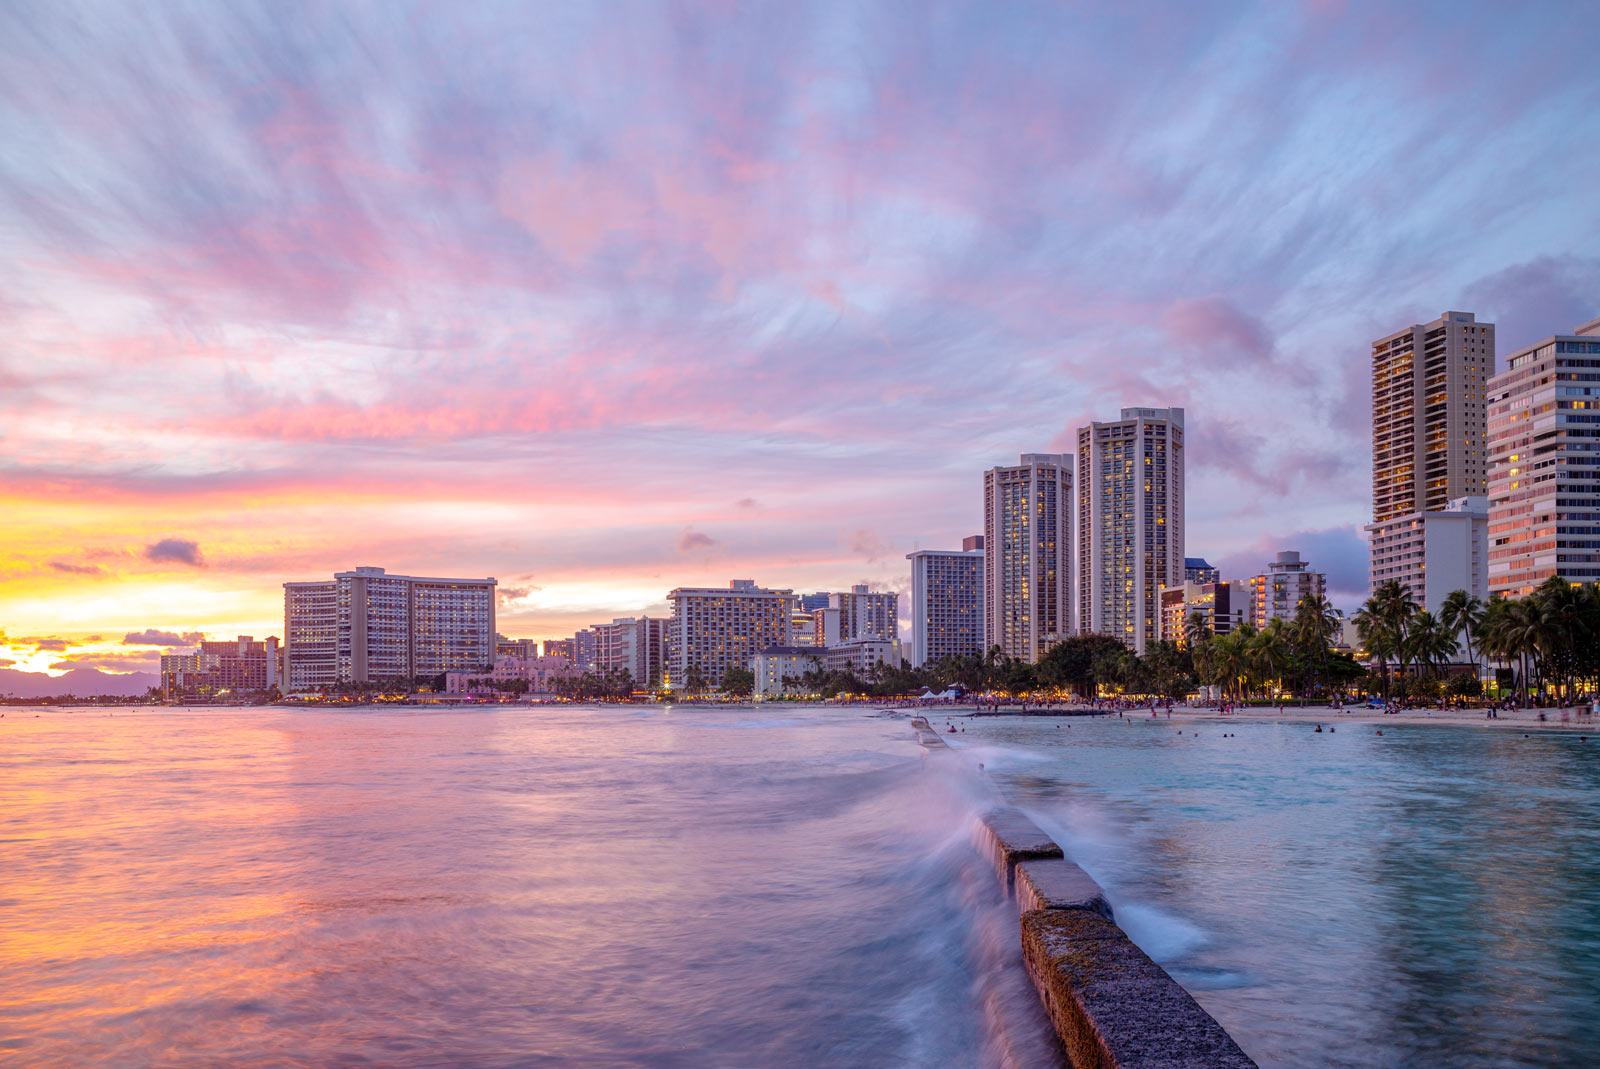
left=283, top=566, right=496, bottom=691
left=1367, top=496, right=1489, bottom=615
left=1075, top=408, right=1185, bottom=655
left=666, top=579, right=796, bottom=690
left=906, top=541, right=984, bottom=667
left=983, top=454, right=1073, bottom=662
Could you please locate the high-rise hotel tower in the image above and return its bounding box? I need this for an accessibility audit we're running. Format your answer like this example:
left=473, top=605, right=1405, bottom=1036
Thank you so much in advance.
left=982, top=456, right=1072, bottom=662
left=1366, top=312, right=1493, bottom=611
left=1370, top=312, right=1493, bottom=523
left=1486, top=317, right=1600, bottom=596
left=906, top=536, right=984, bottom=667
left=283, top=566, right=497, bottom=691
left=665, top=579, right=796, bottom=690
left=1075, top=408, right=1185, bottom=655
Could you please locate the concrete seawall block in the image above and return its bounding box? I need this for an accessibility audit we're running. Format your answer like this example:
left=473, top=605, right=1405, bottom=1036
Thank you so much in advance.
left=1015, top=858, right=1114, bottom=921
left=1020, top=909, right=1257, bottom=1069
left=974, top=808, right=1064, bottom=893
left=908, top=717, right=950, bottom=748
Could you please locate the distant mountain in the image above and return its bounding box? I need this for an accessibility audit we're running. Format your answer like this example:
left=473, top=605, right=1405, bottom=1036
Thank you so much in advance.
left=0, top=668, right=158, bottom=698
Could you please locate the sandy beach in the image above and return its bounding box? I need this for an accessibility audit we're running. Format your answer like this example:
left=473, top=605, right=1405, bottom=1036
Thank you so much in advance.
left=1175, top=703, right=1599, bottom=731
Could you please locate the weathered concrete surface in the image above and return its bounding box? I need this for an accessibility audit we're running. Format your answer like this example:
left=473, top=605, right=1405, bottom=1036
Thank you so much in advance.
left=1021, top=909, right=1257, bottom=1069
left=1015, top=858, right=1114, bottom=921
left=974, top=808, right=1064, bottom=892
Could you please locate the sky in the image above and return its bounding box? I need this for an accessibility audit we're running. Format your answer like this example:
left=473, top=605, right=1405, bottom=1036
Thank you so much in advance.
left=2, top=0, right=1599, bottom=684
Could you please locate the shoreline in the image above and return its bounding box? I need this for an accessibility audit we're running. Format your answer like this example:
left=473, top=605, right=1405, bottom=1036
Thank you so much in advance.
left=917, top=702, right=1599, bottom=732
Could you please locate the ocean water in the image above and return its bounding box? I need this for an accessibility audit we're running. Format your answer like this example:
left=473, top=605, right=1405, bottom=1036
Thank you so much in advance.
left=952, top=713, right=1600, bottom=1068
left=6, top=706, right=1599, bottom=1068
left=0, top=705, right=1058, bottom=1067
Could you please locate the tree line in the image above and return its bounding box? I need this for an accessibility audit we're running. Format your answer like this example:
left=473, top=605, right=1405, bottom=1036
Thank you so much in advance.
left=1355, top=577, right=1600, bottom=703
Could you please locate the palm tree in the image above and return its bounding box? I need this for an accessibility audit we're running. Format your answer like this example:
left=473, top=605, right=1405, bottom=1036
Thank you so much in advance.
left=682, top=664, right=707, bottom=697
left=1353, top=597, right=1396, bottom=699
left=1487, top=598, right=1542, bottom=705
left=1405, top=611, right=1458, bottom=680
left=1533, top=576, right=1586, bottom=703
left=1378, top=580, right=1420, bottom=679
left=1292, top=593, right=1339, bottom=696
left=1438, top=590, right=1484, bottom=669
left=1248, top=619, right=1292, bottom=699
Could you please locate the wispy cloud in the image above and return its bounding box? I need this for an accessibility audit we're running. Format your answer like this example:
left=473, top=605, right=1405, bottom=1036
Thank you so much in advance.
left=0, top=1, right=1596, bottom=633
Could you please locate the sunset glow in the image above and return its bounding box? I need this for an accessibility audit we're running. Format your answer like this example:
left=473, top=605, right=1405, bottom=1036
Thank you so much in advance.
left=3, top=2, right=1599, bottom=687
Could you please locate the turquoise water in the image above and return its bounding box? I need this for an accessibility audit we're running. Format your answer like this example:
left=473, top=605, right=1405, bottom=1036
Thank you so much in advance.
left=955, top=714, right=1600, bottom=1068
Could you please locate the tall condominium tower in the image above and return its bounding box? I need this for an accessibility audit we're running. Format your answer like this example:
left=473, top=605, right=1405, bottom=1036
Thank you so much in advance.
left=906, top=541, right=984, bottom=667
left=1486, top=317, right=1600, bottom=596
left=666, top=579, right=796, bottom=689
left=283, top=566, right=496, bottom=691
left=1371, top=312, right=1494, bottom=524
left=1075, top=408, right=1185, bottom=655
left=983, top=454, right=1072, bottom=662
left=1368, top=312, right=1493, bottom=613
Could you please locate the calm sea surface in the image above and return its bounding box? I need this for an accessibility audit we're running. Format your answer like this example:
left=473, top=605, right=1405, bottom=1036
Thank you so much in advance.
left=3, top=705, right=1599, bottom=1067
left=0, top=704, right=1054, bottom=1067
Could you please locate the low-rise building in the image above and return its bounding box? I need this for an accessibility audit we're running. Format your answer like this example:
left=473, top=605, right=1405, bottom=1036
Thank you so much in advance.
left=1366, top=495, right=1489, bottom=615
left=824, top=637, right=900, bottom=677
left=161, top=636, right=280, bottom=698
left=443, top=655, right=576, bottom=696
left=1250, top=552, right=1327, bottom=627
left=1159, top=581, right=1250, bottom=645
left=752, top=646, right=822, bottom=699
left=496, top=635, right=539, bottom=660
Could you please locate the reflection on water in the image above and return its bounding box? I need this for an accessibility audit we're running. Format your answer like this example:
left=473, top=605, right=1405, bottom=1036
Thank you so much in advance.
left=963, top=716, right=1600, bottom=1069
left=13, top=707, right=1592, bottom=1068
left=0, top=705, right=1060, bottom=1067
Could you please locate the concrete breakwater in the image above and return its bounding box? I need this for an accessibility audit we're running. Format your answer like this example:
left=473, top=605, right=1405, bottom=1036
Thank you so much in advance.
left=909, top=717, right=1257, bottom=1069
